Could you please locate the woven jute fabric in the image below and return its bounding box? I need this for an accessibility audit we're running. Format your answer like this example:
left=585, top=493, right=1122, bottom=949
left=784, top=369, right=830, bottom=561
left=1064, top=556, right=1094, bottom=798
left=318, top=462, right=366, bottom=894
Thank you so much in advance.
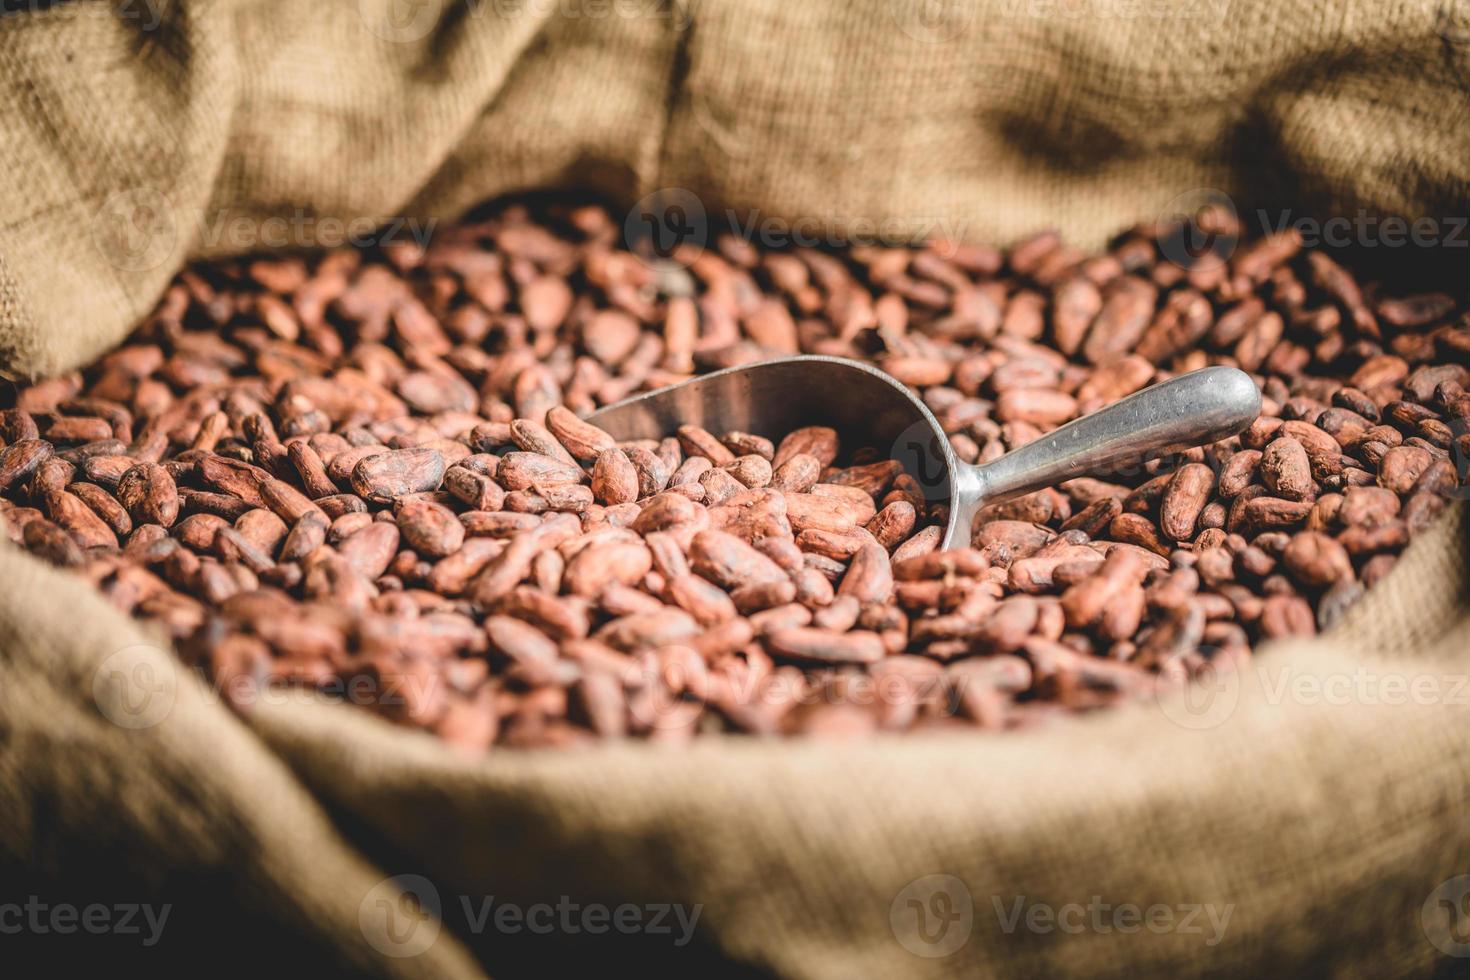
left=4, top=0, right=1468, bottom=379
left=1, top=1, right=1468, bottom=976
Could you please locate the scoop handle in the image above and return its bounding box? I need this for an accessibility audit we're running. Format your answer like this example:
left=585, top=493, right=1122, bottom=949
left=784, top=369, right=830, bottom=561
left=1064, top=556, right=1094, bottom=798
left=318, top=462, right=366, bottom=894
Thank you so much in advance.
left=944, top=367, right=1262, bottom=550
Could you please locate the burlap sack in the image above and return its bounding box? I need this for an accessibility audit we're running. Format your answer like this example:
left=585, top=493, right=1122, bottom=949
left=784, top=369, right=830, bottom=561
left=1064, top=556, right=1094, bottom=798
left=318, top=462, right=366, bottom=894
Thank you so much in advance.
left=2, top=1, right=1469, bottom=976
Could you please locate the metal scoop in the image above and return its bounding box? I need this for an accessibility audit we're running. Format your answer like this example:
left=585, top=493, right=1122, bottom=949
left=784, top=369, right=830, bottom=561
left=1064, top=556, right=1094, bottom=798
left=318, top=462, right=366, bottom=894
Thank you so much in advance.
left=588, top=355, right=1262, bottom=550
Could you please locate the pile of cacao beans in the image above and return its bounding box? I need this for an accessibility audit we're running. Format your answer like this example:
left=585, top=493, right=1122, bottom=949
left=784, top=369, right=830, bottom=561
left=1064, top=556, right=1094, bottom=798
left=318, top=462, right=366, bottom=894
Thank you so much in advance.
left=0, top=196, right=1464, bottom=749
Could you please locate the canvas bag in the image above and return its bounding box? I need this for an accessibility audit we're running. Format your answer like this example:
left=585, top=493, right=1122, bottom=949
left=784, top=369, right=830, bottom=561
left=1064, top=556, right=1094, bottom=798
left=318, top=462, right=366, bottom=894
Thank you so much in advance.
left=2, top=0, right=1469, bottom=975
